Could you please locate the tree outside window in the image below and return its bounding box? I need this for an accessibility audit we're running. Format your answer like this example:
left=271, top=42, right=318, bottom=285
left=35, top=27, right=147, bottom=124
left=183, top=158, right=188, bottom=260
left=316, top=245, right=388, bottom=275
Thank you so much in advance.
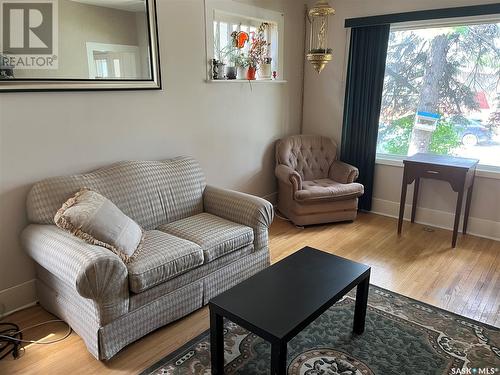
left=377, top=22, right=500, bottom=168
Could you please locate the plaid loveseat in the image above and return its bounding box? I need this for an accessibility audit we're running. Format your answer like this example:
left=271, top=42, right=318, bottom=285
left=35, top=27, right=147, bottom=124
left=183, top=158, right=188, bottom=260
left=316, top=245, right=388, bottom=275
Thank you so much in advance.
left=21, top=157, right=274, bottom=360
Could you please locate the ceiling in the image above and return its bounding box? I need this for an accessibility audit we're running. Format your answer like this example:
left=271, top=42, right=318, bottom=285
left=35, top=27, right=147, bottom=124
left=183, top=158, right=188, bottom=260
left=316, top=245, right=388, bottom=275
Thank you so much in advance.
left=70, top=0, right=145, bottom=12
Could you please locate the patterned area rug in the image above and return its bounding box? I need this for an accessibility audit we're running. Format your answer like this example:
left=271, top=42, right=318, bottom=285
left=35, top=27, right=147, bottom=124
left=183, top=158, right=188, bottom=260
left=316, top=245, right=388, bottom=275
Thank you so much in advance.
left=141, top=285, right=499, bottom=375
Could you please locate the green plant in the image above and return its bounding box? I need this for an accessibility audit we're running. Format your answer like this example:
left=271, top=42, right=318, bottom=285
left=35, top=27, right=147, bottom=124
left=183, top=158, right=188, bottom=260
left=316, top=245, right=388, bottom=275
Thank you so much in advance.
left=217, top=45, right=234, bottom=66
left=380, top=115, right=461, bottom=156
left=383, top=116, right=414, bottom=155
left=232, top=53, right=250, bottom=68
left=428, top=119, right=461, bottom=154
left=487, top=95, right=500, bottom=137
left=218, top=44, right=253, bottom=68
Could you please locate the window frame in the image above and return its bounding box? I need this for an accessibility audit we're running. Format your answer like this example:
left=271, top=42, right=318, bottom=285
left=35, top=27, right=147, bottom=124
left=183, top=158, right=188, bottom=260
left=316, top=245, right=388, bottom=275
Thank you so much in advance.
left=204, top=0, right=285, bottom=82
left=375, top=15, right=500, bottom=176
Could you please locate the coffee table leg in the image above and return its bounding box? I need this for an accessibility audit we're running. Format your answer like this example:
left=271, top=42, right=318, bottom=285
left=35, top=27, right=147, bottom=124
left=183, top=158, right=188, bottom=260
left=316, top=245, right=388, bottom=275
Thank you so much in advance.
left=353, top=273, right=370, bottom=334
left=210, top=308, right=224, bottom=374
left=271, top=340, right=287, bottom=375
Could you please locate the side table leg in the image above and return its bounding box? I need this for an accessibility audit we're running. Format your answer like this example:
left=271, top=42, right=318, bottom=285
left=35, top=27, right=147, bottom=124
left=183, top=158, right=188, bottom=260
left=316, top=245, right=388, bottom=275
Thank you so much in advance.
left=210, top=308, right=224, bottom=374
left=411, top=177, right=420, bottom=223
left=271, top=340, right=287, bottom=375
left=463, top=182, right=474, bottom=235
left=452, top=189, right=464, bottom=248
left=353, top=272, right=370, bottom=334
left=398, top=170, right=409, bottom=235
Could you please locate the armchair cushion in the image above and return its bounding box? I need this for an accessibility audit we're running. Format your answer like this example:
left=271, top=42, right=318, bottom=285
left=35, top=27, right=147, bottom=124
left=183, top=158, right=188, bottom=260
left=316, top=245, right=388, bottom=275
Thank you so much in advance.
left=295, top=179, right=364, bottom=202
left=329, top=161, right=359, bottom=184
left=127, top=230, right=204, bottom=293
left=158, top=213, right=254, bottom=263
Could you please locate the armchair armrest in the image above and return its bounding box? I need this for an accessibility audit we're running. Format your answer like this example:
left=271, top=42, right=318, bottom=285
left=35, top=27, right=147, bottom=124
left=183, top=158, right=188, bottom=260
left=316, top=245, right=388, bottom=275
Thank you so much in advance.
left=203, top=185, right=274, bottom=252
left=329, top=161, right=359, bottom=184
left=21, top=224, right=129, bottom=324
left=275, top=164, right=302, bottom=190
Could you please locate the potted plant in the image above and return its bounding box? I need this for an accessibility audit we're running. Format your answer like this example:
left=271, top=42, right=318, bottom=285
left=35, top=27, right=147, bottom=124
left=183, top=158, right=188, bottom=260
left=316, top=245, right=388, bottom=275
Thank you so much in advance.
left=233, top=53, right=250, bottom=80
left=248, top=22, right=272, bottom=80
left=211, top=58, right=225, bottom=80
left=246, top=57, right=258, bottom=80
left=225, top=62, right=237, bottom=80
left=220, top=46, right=239, bottom=80
left=227, top=31, right=251, bottom=80
left=259, top=57, right=272, bottom=80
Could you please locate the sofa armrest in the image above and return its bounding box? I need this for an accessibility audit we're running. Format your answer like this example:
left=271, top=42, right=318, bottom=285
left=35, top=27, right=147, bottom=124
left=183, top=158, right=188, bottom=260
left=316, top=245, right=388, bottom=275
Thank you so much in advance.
left=329, top=161, right=359, bottom=184
left=203, top=185, right=274, bottom=252
left=275, top=164, right=302, bottom=190
left=21, top=224, right=129, bottom=323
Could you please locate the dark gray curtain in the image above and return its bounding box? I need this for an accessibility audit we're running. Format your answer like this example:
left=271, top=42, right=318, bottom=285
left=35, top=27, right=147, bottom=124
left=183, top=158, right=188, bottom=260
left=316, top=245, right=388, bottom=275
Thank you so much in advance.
left=340, top=24, right=390, bottom=211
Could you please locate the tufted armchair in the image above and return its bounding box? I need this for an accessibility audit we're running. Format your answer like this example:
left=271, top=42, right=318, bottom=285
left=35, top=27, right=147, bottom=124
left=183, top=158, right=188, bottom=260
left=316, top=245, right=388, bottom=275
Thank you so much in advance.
left=275, top=135, right=364, bottom=226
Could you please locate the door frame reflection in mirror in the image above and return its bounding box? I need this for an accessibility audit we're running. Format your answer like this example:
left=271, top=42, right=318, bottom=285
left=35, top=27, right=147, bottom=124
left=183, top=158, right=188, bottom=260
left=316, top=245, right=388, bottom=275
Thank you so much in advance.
left=86, top=43, right=144, bottom=80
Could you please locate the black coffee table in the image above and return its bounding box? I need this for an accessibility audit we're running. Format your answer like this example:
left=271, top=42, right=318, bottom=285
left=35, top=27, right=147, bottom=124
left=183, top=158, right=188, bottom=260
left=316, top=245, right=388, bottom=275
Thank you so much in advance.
left=209, top=246, right=371, bottom=375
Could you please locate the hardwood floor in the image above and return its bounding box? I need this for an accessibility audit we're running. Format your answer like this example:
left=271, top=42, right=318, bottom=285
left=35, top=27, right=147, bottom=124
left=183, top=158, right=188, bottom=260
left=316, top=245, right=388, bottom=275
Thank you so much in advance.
left=0, top=212, right=498, bottom=374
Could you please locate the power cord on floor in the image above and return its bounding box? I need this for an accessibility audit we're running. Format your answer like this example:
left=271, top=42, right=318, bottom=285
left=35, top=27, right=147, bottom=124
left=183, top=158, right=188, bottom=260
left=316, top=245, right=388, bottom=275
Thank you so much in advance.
left=274, top=210, right=291, bottom=222
left=0, top=320, right=72, bottom=360
left=273, top=206, right=305, bottom=229
left=0, top=323, right=22, bottom=360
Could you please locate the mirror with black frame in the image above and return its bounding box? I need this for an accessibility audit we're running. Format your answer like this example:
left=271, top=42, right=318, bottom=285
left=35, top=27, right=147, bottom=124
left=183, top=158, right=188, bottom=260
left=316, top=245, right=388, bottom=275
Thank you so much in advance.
left=0, top=0, right=161, bottom=91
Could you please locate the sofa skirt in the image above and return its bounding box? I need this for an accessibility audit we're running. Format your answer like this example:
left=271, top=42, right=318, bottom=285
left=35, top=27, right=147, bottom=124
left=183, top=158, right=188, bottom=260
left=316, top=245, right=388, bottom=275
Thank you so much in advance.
left=36, top=248, right=270, bottom=360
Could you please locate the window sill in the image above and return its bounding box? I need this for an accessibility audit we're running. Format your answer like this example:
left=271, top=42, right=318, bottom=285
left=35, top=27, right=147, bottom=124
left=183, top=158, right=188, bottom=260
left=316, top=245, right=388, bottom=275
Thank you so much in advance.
left=375, top=155, right=500, bottom=180
left=206, top=79, right=287, bottom=84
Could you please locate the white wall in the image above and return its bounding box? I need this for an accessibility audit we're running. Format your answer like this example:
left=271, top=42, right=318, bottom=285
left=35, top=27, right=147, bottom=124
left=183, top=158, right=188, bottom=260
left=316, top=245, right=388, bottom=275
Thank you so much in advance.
left=0, top=0, right=306, bottom=314
left=302, top=0, right=500, bottom=240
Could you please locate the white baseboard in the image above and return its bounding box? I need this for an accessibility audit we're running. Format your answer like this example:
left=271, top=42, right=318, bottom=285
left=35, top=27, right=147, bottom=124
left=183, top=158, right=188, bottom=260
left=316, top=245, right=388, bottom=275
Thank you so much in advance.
left=371, top=197, right=500, bottom=241
left=0, top=279, right=37, bottom=318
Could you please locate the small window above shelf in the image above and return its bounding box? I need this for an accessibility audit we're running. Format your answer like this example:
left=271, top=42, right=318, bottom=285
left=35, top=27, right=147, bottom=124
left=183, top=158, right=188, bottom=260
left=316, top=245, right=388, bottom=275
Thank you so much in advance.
left=205, top=0, right=284, bottom=82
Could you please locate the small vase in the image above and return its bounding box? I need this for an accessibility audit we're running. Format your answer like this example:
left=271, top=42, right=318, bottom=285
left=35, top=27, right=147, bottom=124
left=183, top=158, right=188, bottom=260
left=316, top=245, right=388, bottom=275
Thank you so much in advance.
left=246, top=66, right=257, bottom=80
left=211, top=60, right=225, bottom=80
left=258, top=63, right=272, bottom=79
left=237, top=66, right=248, bottom=80
left=226, top=66, right=237, bottom=80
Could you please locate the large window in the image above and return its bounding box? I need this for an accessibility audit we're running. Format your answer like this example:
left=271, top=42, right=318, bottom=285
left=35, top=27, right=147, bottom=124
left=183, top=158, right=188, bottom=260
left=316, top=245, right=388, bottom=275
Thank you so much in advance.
left=377, top=21, right=500, bottom=168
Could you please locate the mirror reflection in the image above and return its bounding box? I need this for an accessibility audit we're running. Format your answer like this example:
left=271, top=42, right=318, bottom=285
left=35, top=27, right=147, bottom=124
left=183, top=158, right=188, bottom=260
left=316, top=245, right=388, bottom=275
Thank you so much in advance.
left=1, top=0, right=152, bottom=80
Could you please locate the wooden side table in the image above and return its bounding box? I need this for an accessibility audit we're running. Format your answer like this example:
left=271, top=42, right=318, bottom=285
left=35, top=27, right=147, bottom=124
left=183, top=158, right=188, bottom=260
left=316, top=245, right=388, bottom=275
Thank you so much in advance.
left=397, top=153, right=479, bottom=248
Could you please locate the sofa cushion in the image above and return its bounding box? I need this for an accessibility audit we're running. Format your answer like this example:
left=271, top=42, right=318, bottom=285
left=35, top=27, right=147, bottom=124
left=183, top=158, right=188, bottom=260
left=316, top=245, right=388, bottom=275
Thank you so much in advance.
left=295, top=179, right=364, bottom=202
left=158, top=213, right=254, bottom=263
left=54, top=189, right=144, bottom=263
left=127, top=230, right=204, bottom=293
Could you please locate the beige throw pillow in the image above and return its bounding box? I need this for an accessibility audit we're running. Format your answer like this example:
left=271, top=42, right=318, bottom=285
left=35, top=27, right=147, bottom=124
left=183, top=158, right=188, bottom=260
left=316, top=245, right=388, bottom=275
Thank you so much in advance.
left=54, top=188, right=143, bottom=263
